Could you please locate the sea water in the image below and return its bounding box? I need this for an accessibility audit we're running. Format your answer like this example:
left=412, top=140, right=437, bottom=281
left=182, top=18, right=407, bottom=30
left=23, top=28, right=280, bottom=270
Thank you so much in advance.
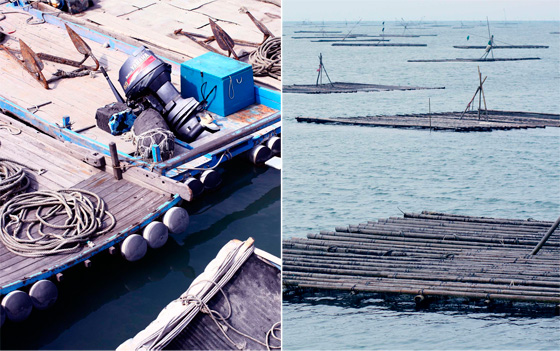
left=282, top=20, right=560, bottom=350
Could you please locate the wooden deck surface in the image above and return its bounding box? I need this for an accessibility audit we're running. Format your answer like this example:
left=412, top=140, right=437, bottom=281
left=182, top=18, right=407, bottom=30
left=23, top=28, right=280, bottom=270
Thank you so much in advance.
left=33, top=0, right=281, bottom=90
left=0, top=7, right=280, bottom=163
left=296, top=110, right=560, bottom=132
left=283, top=212, right=560, bottom=306
left=0, top=10, right=140, bottom=154
left=0, top=113, right=177, bottom=294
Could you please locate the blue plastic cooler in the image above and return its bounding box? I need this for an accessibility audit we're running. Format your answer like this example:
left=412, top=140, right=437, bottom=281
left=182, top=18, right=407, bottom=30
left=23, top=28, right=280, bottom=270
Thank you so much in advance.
left=180, top=52, right=255, bottom=117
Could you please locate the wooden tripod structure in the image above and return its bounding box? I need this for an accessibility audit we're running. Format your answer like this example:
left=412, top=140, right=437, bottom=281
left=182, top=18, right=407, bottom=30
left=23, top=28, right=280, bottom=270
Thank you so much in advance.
left=461, top=66, right=488, bottom=120
left=315, top=53, right=334, bottom=87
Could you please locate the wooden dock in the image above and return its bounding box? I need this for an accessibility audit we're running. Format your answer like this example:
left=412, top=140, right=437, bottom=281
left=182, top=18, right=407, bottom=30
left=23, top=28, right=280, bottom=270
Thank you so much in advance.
left=283, top=212, right=560, bottom=308
left=0, top=112, right=189, bottom=315
left=296, top=110, right=560, bottom=131
left=284, top=82, right=444, bottom=94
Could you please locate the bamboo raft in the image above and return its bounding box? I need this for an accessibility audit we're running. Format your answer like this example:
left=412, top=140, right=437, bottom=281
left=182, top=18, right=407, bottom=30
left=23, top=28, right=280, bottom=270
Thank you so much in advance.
left=409, top=57, right=540, bottom=62
left=453, top=45, right=549, bottom=49
left=283, top=212, right=560, bottom=309
left=284, top=82, right=444, bottom=94
left=333, top=43, right=427, bottom=47
left=296, top=110, right=560, bottom=131
left=311, top=39, right=390, bottom=42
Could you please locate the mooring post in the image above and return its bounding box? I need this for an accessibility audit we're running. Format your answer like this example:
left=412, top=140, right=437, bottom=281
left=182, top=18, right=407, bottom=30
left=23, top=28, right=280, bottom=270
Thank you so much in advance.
left=62, top=115, right=71, bottom=129
left=152, top=144, right=162, bottom=163
left=531, top=216, right=560, bottom=255
left=109, top=142, right=122, bottom=180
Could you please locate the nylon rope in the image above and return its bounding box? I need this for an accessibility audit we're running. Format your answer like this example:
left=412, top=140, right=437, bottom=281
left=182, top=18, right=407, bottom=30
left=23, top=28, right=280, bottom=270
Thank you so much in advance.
left=0, top=188, right=116, bottom=257
left=249, top=36, right=281, bottom=80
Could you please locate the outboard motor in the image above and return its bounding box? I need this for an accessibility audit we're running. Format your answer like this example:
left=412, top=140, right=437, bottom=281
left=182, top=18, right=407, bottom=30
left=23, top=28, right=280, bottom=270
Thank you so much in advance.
left=118, top=47, right=204, bottom=142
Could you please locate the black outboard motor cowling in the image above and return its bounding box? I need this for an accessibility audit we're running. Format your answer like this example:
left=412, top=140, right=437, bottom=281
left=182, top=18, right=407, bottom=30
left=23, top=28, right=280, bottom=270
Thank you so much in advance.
left=118, top=47, right=204, bottom=142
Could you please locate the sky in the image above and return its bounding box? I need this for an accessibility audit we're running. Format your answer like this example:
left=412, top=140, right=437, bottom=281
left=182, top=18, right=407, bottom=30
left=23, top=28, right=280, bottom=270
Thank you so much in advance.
left=283, top=0, right=560, bottom=22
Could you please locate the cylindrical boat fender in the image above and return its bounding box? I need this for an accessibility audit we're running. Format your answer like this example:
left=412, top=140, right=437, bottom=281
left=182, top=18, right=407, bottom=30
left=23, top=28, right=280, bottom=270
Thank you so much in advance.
left=184, top=177, right=204, bottom=198
left=266, top=136, right=281, bottom=156
left=143, top=221, right=168, bottom=249
left=0, top=304, right=5, bottom=327
left=163, top=207, right=189, bottom=234
left=29, top=280, right=58, bottom=310
left=199, top=169, right=222, bottom=190
left=1, top=290, right=33, bottom=322
left=121, top=234, right=148, bottom=262
left=247, top=144, right=272, bottom=165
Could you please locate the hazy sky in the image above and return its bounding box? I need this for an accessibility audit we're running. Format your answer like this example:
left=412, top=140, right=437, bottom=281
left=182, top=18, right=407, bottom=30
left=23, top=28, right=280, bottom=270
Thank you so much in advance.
left=283, top=0, right=560, bottom=21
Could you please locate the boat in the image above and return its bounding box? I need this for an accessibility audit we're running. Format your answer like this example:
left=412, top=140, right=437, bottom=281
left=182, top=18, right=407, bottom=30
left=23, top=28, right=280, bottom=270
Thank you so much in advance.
left=0, top=1, right=281, bottom=201
left=118, top=238, right=281, bottom=350
left=0, top=0, right=281, bottom=325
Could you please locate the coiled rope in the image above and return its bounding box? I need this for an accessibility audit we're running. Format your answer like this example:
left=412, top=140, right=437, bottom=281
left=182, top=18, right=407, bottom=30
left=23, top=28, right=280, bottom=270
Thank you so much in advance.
left=249, top=36, right=281, bottom=80
left=0, top=158, right=33, bottom=204
left=0, top=189, right=115, bottom=257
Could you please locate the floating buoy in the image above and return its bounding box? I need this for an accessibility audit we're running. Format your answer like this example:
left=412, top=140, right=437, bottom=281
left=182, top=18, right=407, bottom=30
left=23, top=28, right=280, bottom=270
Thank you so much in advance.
left=29, top=280, right=58, bottom=310
left=266, top=136, right=281, bottom=155
left=1, top=290, right=33, bottom=322
left=199, top=170, right=222, bottom=190
left=0, top=305, right=5, bottom=327
left=121, top=234, right=148, bottom=262
left=185, top=177, right=204, bottom=198
left=247, top=144, right=272, bottom=165
left=163, top=207, right=189, bottom=234
left=143, top=221, right=169, bottom=249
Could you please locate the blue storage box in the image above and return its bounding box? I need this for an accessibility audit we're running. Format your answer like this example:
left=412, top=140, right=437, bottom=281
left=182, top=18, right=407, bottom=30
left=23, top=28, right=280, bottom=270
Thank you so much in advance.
left=180, top=52, right=255, bottom=117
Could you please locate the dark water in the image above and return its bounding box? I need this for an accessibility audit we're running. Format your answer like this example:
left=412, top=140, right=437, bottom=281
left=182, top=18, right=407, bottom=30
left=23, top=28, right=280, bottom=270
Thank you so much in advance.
left=282, top=20, right=560, bottom=350
left=0, top=159, right=280, bottom=350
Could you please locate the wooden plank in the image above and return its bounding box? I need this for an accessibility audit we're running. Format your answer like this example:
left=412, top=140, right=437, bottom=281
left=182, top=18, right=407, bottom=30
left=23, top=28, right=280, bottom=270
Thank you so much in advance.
left=0, top=183, right=162, bottom=284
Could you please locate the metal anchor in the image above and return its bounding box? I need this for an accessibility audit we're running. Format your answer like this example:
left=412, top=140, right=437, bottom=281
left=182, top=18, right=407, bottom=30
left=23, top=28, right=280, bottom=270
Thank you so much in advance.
left=0, top=24, right=99, bottom=89
left=0, top=39, right=48, bottom=89
left=208, top=18, right=238, bottom=59
left=243, top=10, right=275, bottom=44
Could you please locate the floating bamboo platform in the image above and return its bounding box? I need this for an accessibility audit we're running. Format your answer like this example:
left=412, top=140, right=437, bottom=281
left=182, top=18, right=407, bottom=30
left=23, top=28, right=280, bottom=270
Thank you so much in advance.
left=294, top=30, right=342, bottom=33
left=296, top=110, right=560, bottom=131
left=0, top=112, right=186, bottom=297
left=333, top=43, right=427, bottom=47
left=283, top=212, right=560, bottom=308
left=311, top=39, right=390, bottom=42
left=409, top=57, right=540, bottom=62
left=453, top=45, right=549, bottom=49
left=284, top=82, right=444, bottom=94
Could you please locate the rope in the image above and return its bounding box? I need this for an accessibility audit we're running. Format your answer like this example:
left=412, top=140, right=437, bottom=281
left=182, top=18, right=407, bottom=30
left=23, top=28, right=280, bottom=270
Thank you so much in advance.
left=0, top=122, right=21, bottom=135
left=0, top=158, right=33, bottom=204
left=249, top=36, right=280, bottom=80
left=0, top=188, right=115, bottom=257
